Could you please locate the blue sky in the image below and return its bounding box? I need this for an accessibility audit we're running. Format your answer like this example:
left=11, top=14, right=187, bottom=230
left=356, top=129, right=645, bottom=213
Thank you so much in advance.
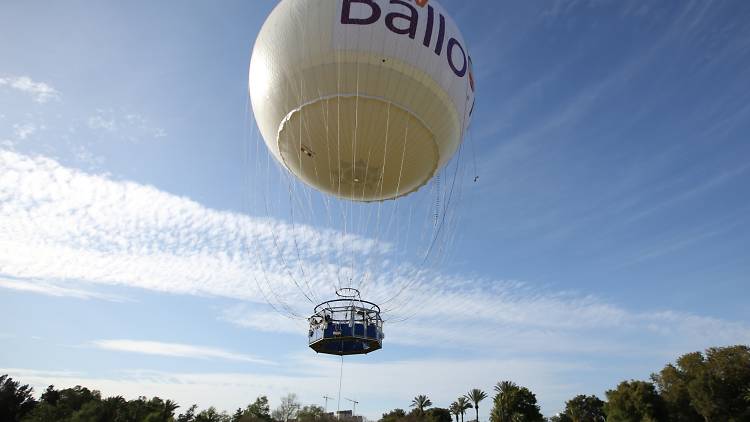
left=1, top=0, right=750, bottom=419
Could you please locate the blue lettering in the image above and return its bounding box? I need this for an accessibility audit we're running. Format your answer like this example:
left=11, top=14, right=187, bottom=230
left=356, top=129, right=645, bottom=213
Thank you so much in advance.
left=340, top=0, right=470, bottom=79
left=385, top=0, right=418, bottom=39
left=341, top=0, right=381, bottom=25
left=447, top=37, right=466, bottom=77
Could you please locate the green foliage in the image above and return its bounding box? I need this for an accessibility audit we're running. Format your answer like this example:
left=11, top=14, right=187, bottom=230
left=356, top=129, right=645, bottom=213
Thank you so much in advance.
left=381, top=406, right=448, bottom=422
left=297, top=404, right=335, bottom=422
left=426, top=407, right=453, bottom=422
left=651, top=362, right=703, bottom=422
left=604, top=380, right=667, bottom=422
left=411, top=395, right=433, bottom=417
left=40, top=385, right=60, bottom=406
left=243, top=396, right=272, bottom=421
left=0, top=375, right=37, bottom=422
left=562, top=395, right=604, bottom=422
left=381, top=408, right=407, bottom=422
left=465, top=388, right=488, bottom=422
left=654, top=345, right=750, bottom=422
left=178, top=404, right=199, bottom=422
left=489, top=381, right=543, bottom=422
left=454, top=397, right=472, bottom=422
left=449, top=402, right=461, bottom=422
left=195, top=406, right=231, bottom=422
left=16, top=383, right=178, bottom=422
left=3, top=345, right=750, bottom=421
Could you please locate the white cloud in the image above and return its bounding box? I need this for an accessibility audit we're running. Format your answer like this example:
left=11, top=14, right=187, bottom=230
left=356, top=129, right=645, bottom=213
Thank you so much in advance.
left=13, top=123, right=37, bottom=140
left=0, top=75, right=60, bottom=103
left=87, top=115, right=116, bottom=132
left=1, top=148, right=748, bottom=368
left=220, top=304, right=306, bottom=334
left=90, top=340, right=273, bottom=365
left=72, top=144, right=105, bottom=167
left=0, top=148, right=389, bottom=311
left=86, top=110, right=167, bottom=140
left=0, top=277, right=125, bottom=301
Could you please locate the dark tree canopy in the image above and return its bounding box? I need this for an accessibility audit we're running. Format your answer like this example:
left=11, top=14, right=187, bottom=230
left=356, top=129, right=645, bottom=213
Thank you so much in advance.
left=489, top=381, right=543, bottom=422
left=426, top=407, right=453, bottom=422
left=410, top=395, right=433, bottom=417
left=0, top=375, right=37, bottom=422
left=239, top=395, right=272, bottom=422
left=651, top=361, right=703, bottom=422
left=194, top=406, right=231, bottom=421
left=563, top=395, right=605, bottom=422
left=2, top=344, right=749, bottom=422
left=449, top=402, right=461, bottom=422
left=604, top=380, right=667, bottom=422
left=297, top=404, right=336, bottom=422
left=653, top=345, right=750, bottom=422
left=465, top=389, right=488, bottom=422
left=454, top=397, right=472, bottom=422
left=178, top=404, right=199, bottom=422
left=17, top=383, right=179, bottom=422
left=381, top=408, right=408, bottom=422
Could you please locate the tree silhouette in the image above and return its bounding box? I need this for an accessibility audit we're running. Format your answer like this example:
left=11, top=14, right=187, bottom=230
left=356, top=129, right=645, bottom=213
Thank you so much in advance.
left=455, top=397, right=472, bottom=422
left=2, top=344, right=750, bottom=422
left=426, top=407, right=454, bottom=422
left=489, top=381, right=543, bottom=422
left=604, top=380, right=666, bottom=422
left=563, top=395, right=605, bottom=422
left=298, top=404, right=333, bottom=422
left=178, top=404, right=199, bottom=422
left=247, top=395, right=271, bottom=420
left=654, top=345, right=750, bottom=421
left=450, top=402, right=461, bottom=422
left=381, top=408, right=407, bottom=422
left=195, top=406, right=231, bottom=421
left=272, top=393, right=300, bottom=422
left=0, top=375, right=37, bottom=421
left=410, top=394, right=432, bottom=417
left=465, top=389, right=487, bottom=422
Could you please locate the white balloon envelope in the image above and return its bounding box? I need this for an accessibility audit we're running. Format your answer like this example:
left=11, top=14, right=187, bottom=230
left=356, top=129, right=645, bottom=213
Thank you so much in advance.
left=249, top=0, right=475, bottom=202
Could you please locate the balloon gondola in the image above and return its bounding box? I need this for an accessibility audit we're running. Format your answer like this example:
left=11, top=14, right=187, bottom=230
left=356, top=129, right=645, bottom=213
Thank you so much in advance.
left=308, top=288, right=383, bottom=356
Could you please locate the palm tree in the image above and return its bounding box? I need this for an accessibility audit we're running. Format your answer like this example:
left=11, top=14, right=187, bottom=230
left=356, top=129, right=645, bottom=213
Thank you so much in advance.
left=456, top=397, right=473, bottom=422
left=450, top=402, right=461, bottom=422
left=411, top=394, right=432, bottom=417
left=493, top=381, right=519, bottom=422
left=162, top=399, right=180, bottom=421
left=465, top=388, right=488, bottom=422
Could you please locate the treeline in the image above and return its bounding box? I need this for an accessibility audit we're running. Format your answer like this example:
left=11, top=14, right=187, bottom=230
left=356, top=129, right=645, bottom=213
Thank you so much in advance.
left=1, top=345, right=749, bottom=422
left=381, top=345, right=750, bottom=422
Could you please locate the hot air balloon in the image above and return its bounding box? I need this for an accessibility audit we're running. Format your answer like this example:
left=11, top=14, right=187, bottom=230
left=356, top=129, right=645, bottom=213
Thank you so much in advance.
left=247, top=0, right=475, bottom=356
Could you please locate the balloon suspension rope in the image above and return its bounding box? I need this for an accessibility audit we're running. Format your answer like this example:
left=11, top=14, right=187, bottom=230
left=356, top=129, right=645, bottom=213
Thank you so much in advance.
left=471, top=131, right=479, bottom=183
left=337, top=355, right=344, bottom=417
